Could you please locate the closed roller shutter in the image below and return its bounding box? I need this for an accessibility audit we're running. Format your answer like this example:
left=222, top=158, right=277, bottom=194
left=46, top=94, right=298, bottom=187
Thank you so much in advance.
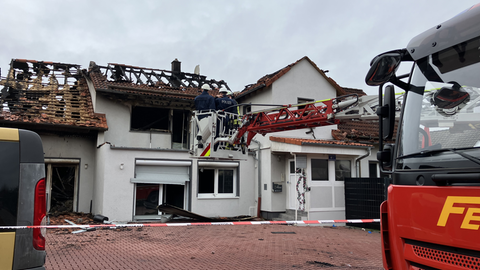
left=131, top=160, right=191, bottom=185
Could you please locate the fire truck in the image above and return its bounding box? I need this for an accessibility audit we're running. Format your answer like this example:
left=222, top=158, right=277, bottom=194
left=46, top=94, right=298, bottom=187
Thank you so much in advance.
left=189, top=93, right=362, bottom=159
left=365, top=4, right=480, bottom=270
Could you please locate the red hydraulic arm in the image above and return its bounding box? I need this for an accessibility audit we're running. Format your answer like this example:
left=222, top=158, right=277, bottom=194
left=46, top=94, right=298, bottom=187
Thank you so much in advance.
left=232, top=94, right=358, bottom=146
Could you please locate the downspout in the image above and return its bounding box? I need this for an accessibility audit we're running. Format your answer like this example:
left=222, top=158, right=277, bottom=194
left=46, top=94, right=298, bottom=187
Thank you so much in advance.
left=355, top=147, right=372, bottom=177
left=252, top=139, right=262, bottom=218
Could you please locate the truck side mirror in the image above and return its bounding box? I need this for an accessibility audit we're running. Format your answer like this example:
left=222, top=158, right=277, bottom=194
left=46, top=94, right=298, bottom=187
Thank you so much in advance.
left=365, top=52, right=402, bottom=86
left=377, top=143, right=394, bottom=170
left=376, top=85, right=395, bottom=140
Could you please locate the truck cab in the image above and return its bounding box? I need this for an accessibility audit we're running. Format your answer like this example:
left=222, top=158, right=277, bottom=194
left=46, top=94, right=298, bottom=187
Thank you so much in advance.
left=366, top=4, right=480, bottom=270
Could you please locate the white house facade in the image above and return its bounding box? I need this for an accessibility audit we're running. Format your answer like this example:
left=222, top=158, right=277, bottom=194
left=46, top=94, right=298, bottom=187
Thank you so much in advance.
left=236, top=56, right=377, bottom=220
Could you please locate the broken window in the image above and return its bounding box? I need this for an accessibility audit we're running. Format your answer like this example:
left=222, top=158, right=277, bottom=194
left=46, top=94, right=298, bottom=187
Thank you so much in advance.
left=311, top=159, right=328, bottom=181
left=198, top=164, right=238, bottom=198
left=172, top=109, right=190, bottom=149
left=131, top=106, right=169, bottom=131
left=135, top=183, right=160, bottom=216
left=130, top=106, right=191, bottom=149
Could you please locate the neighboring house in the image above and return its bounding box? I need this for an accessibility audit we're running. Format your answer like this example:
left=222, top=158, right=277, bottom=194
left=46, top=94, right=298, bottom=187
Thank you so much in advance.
left=0, top=58, right=256, bottom=222
left=235, top=56, right=380, bottom=220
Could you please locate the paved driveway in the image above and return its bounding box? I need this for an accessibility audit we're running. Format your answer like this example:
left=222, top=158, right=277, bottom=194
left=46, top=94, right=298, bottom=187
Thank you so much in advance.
left=45, top=224, right=383, bottom=270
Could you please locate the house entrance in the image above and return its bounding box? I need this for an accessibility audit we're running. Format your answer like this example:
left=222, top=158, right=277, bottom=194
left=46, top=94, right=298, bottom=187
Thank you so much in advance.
left=45, top=162, right=79, bottom=214
left=131, top=159, right=191, bottom=219
left=164, top=184, right=184, bottom=209
left=287, top=160, right=298, bottom=210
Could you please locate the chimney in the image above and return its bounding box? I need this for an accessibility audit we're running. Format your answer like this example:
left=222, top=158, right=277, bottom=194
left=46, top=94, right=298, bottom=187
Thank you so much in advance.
left=171, top=58, right=181, bottom=74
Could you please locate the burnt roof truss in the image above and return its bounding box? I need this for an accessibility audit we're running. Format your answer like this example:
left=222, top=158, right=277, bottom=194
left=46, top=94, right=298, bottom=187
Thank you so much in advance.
left=100, top=63, right=230, bottom=90
left=0, top=59, right=106, bottom=130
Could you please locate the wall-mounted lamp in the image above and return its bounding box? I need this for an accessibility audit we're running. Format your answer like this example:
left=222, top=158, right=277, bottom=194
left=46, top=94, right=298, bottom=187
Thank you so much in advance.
left=120, top=163, right=124, bottom=170
left=84, top=164, right=88, bottom=169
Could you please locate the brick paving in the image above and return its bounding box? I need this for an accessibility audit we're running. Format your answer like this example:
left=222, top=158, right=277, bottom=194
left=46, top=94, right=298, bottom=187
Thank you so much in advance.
left=45, top=224, right=383, bottom=270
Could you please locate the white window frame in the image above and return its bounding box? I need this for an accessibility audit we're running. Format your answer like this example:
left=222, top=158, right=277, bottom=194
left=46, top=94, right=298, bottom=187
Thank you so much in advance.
left=197, top=161, right=238, bottom=199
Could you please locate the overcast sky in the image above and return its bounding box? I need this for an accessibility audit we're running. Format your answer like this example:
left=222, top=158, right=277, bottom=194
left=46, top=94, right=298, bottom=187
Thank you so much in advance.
left=1, top=0, right=478, bottom=95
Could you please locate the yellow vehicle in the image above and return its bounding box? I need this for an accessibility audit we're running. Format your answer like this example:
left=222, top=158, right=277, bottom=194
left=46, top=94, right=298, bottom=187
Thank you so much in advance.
left=0, top=128, right=46, bottom=270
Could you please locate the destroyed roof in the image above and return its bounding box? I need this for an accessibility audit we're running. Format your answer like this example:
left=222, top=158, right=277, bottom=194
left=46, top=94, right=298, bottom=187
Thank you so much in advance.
left=270, top=136, right=372, bottom=148
left=0, top=59, right=107, bottom=132
left=88, top=60, right=228, bottom=104
left=236, top=56, right=347, bottom=101
left=333, top=119, right=398, bottom=143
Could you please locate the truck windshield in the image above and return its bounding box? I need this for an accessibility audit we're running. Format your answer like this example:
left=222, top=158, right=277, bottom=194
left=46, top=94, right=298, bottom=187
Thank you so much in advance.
left=396, top=38, right=480, bottom=170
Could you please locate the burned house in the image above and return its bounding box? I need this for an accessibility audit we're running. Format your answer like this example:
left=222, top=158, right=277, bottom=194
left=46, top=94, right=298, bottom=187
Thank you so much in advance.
left=0, top=58, right=256, bottom=221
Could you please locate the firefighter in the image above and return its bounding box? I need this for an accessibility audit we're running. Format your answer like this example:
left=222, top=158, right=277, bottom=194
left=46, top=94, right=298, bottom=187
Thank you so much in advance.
left=194, top=84, right=215, bottom=120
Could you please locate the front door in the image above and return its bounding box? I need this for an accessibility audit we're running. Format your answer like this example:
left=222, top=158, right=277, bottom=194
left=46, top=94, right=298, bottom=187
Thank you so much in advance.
left=287, top=160, right=298, bottom=210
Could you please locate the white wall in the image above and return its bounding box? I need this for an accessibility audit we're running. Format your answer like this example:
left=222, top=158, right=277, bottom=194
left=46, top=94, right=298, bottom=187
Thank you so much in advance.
left=191, top=156, right=256, bottom=217
left=271, top=59, right=336, bottom=104
left=95, top=95, right=171, bottom=149
left=96, top=147, right=190, bottom=221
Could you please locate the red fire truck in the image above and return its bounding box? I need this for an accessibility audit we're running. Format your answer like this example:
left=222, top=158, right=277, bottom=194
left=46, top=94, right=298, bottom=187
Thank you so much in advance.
left=366, top=4, right=480, bottom=270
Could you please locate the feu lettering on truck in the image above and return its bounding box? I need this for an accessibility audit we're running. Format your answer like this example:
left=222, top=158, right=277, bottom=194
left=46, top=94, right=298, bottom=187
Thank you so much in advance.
left=437, top=196, right=480, bottom=230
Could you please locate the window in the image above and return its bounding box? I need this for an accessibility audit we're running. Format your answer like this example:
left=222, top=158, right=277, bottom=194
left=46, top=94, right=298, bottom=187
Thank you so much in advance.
left=243, top=105, right=251, bottom=115
left=311, top=159, right=328, bottom=181
left=289, top=161, right=295, bottom=174
left=335, top=160, right=351, bottom=181
left=172, top=109, right=190, bottom=149
left=130, top=106, right=190, bottom=149
left=198, top=167, right=237, bottom=198
left=297, top=97, right=315, bottom=110
left=131, top=106, right=169, bottom=131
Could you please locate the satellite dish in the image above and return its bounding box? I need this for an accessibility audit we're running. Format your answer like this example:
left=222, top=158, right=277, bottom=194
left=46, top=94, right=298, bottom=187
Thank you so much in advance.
left=194, top=65, right=200, bottom=75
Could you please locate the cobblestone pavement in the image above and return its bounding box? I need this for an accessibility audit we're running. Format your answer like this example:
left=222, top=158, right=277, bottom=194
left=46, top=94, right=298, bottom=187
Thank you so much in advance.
left=45, top=224, right=383, bottom=270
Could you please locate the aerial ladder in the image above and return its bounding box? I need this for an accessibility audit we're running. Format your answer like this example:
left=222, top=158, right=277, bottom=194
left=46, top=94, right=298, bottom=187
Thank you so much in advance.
left=189, top=93, right=402, bottom=159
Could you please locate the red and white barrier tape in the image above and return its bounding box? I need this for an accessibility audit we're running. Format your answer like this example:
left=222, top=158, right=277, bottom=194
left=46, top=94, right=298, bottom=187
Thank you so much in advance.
left=0, top=219, right=379, bottom=230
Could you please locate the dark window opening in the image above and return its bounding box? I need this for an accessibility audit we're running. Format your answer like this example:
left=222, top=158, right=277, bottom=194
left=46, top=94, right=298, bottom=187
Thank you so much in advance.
left=172, top=109, right=190, bottom=149
left=131, top=106, right=169, bottom=131
left=297, top=97, right=315, bottom=110
left=198, top=169, right=215, bottom=193
left=164, top=184, right=184, bottom=209
left=311, top=159, right=328, bottom=181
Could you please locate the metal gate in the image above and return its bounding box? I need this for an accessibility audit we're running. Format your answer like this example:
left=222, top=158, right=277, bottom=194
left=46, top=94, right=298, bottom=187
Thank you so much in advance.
left=344, top=177, right=389, bottom=230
